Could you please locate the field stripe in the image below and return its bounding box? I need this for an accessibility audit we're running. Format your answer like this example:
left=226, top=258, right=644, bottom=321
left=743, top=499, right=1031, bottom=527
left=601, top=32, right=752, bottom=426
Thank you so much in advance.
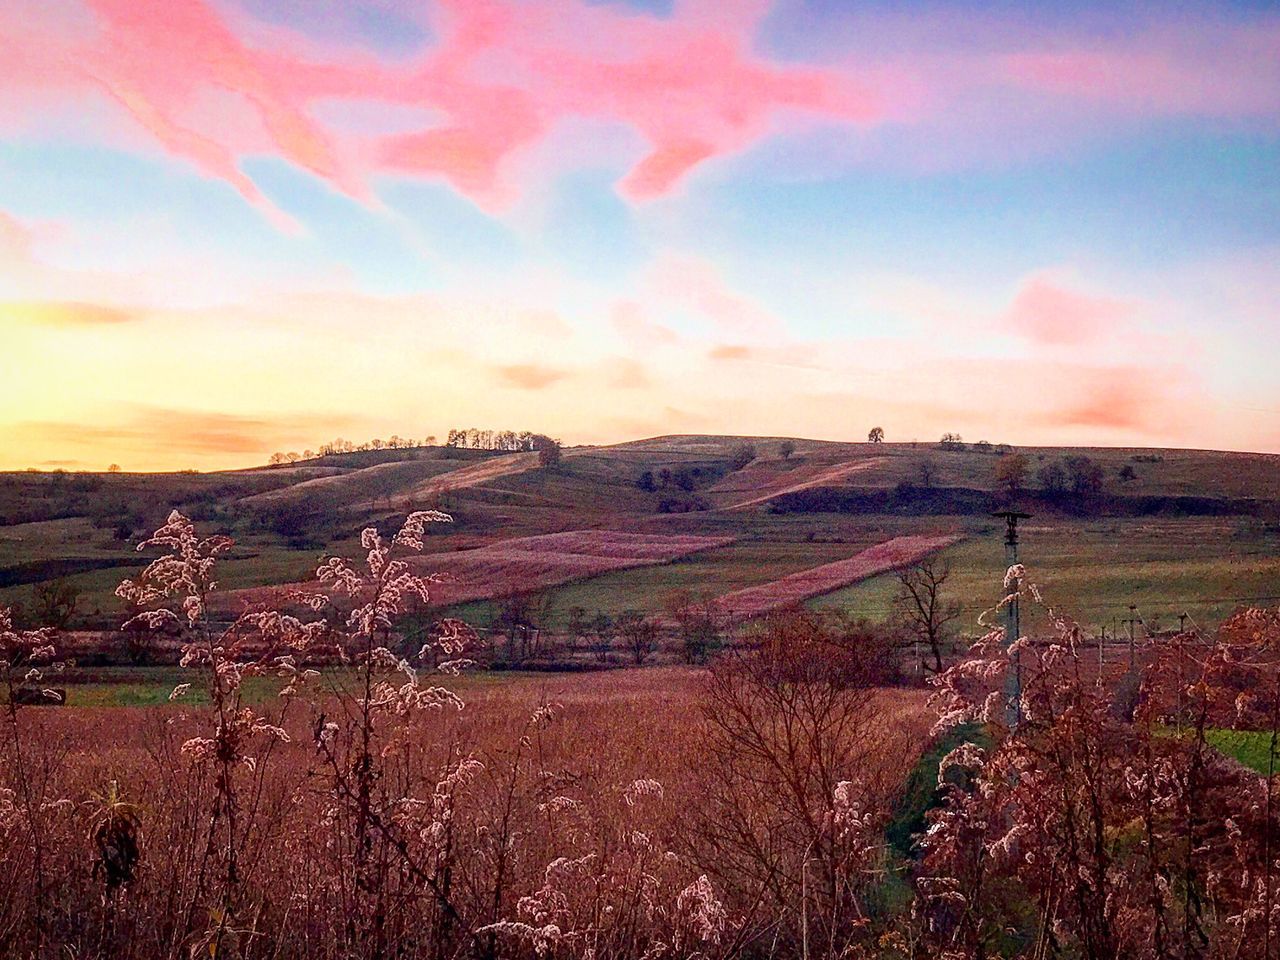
left=702, top=533, right=960, bottom=622
left=214, top=529, right=736, bottom=613
left=713, top=457, right=888, bottom=511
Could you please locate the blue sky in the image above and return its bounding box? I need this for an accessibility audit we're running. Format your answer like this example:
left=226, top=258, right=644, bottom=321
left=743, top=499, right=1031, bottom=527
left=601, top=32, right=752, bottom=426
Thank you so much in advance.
left=0, top=0, right=1277, bottom=468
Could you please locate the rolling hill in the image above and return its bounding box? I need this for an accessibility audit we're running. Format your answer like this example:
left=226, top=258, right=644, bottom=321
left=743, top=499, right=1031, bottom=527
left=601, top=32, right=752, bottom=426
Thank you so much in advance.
left=2, top=436, right=1278, bottom=634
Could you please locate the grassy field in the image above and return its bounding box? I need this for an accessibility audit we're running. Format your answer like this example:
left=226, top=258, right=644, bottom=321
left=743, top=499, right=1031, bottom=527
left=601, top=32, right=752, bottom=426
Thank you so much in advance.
left=810, top=517, right=1280, bottom=635
left=446, top=536, right=895, bottom=628
left=1, top=664, right=532, bottom=708
left=1205, top=728, right=1280, bottom=775
left=0, top=520, right=324, bottom=616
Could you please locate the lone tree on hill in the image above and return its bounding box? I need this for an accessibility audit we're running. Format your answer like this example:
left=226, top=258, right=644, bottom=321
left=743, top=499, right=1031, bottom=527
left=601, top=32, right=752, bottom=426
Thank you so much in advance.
left=532, top=434, right=561, bottom=468
left=994, top=452, right=1030, bottom=497
left=779, top=440, right=796, bottom=460
left=868, top=426, right=884, bottom=443
left=893, top=558, right=960, bottom=674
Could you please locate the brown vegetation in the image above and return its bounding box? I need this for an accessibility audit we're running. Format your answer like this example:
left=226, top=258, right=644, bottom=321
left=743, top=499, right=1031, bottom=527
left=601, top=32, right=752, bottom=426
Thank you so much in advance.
left=6, top=507, right=1280, bottom=958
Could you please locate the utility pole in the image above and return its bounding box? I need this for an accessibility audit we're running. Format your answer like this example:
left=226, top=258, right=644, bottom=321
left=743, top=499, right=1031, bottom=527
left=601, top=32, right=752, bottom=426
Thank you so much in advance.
left=1098, top=622, right=1105, bottom=685
left=993, top=511, right=1031, bottom=728
left=1179, top=611, right=1188, bottom=634
left=1127, top=604, right=1137, bottom=672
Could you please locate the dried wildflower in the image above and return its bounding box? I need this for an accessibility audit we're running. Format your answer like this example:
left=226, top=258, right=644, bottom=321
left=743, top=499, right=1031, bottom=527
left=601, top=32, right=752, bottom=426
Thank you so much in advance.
left=624, top=778, right=665, bottom=807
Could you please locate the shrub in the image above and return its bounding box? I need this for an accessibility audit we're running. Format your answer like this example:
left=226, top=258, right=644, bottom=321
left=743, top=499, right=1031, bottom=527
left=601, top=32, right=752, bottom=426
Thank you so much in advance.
left=728, top=442, right=756, bottom=470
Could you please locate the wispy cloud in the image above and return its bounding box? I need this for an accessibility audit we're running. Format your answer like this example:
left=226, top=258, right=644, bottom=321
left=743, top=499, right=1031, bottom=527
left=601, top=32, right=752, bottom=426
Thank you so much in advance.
left=6, top=407, right=366, bottom=467
left=1005, top=276, right=1135, bottom=347
left=1040, top=366, right=1189, bottom=433
left=4, top=300, right=138, bottom=326
left=708, top=344, right=753, bottom=361
left=495, top=362, right=569, bottom=390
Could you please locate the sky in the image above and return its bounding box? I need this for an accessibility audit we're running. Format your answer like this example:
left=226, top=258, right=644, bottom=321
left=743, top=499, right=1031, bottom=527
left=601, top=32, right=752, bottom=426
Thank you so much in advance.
left=1, top=0, right=1278, bottom=470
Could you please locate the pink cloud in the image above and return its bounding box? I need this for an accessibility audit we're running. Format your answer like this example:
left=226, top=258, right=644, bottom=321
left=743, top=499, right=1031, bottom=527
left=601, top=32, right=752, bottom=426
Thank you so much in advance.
left=1043, top=368, right=1178, bottom=433
left=610, top=301, right=679, bottom=347
left=1003, top=22, right=1280, bottom=117
left=0, top=212, right=33, bottom=263
left=1, top=0, right=1276, bottom=227
left=0, top=0, right=881, bottom=218
left=605, top=358, right=651, bottom=389
left=1005, top=276, right=1135, bottom=347
left=7, top=300, right=138, bottom=326
left=709, top=344, right=753, bottom=361
left=495, top=362, right=568, bottom=389
left=652, top=254, right=784, bottom=339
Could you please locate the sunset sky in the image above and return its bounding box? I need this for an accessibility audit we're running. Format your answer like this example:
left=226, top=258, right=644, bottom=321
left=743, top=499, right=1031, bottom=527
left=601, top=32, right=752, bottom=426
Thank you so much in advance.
left=1, top=0, right=1278, bottom=470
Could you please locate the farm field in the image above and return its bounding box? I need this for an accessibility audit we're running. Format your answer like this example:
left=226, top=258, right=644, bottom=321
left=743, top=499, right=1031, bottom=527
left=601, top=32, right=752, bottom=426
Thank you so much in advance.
left=446, top=534, right=897, bottom=628
left=2, top=437, right=1278, bottom=638
left=705, top=534, right=959, bottom=622
left=810, top=516, right=1280, bottom=636
left=217, top=529, right=736, bottom=613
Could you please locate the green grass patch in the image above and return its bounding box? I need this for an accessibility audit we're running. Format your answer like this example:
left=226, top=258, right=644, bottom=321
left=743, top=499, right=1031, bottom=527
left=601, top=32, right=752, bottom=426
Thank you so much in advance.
left=1205, top=728, right=1280, bottom=775
left=885, top=722, right=993, bottom=861
left=2, top=665, right=526, bottom=709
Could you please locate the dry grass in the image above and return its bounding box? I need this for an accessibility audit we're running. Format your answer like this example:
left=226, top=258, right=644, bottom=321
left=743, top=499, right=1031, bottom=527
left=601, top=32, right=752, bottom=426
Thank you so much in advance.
left=238, top=458, right=457, bottom=510
left=0, top=666, right=933, bottom=958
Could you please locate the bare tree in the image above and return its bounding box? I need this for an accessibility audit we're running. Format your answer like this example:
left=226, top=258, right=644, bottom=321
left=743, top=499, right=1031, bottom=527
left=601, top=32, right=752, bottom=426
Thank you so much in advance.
left=617, top=609, right=658, bottom=665
left=893, top=558, right=961, bottom=674
left=693, top=611, right=896, bottom=953
left=565, top=605, right=590, bottom=651
left=590, top=612, right=615, bottom=662
left=31, top=578, right=79, bottom=630
left=664, top=590, right=724, bottom=663
left=917, top=458, right=937, bottom=488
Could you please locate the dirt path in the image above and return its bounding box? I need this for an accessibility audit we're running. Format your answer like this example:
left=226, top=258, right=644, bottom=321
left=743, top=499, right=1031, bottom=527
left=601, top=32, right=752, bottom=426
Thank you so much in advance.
left=715, top=456, right=888, bottom=511
left=403, top=452, right=539, bottom=497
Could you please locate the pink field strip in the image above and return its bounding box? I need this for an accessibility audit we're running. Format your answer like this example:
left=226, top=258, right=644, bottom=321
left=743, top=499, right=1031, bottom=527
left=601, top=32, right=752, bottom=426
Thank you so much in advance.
left=218, top=530, right=734, bottom=612
left=419, top=530, right=734, bottom=606
left=707, top=534, right=960, bottom=622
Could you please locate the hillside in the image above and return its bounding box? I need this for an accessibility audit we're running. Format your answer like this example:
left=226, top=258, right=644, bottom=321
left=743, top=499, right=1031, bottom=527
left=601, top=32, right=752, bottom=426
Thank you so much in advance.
left=2, top=436, right=1278, bottom=633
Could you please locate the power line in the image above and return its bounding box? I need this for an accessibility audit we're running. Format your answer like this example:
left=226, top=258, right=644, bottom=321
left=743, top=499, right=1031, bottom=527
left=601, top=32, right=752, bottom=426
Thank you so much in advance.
left=839, top=594, right=1280, bottom=615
